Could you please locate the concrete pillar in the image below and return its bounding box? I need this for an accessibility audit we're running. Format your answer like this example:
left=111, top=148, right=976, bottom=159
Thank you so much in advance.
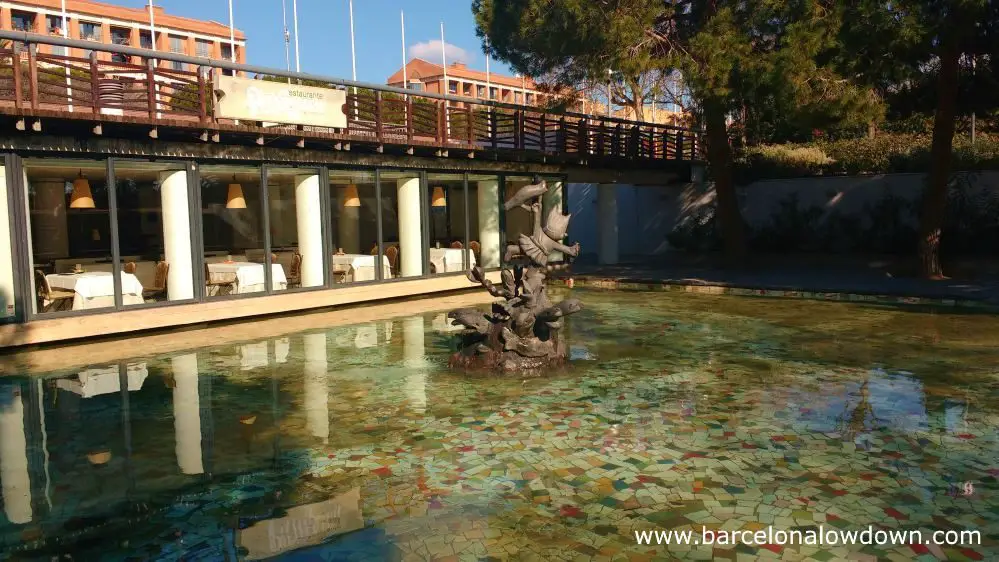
left=302, top=333, right=329, bottom=444
left=402, top=316, right=426, bottom=414
left=0, top=385, right=31, bottom=524
left=295, top=174, right=324, bottom=287
left=0, top=165, right=14, bottom=321
left=172, top=353, right=203, bottom=475
left=542, top=181, right=565, bottom=262
left=397, top=177, right=423, bottom=277
left=31, top=179, right=70, bottom=262
left=597, top=184, right=619, bottom=265
left=336, top=187, right=361, bottom=255
left=159, top=170, right=194, bottom=300
left=476, top=179, right=500, bottom=268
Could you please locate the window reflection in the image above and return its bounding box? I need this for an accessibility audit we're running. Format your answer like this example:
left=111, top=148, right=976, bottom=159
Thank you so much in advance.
left=426, top=173, right=467, bottom=275
left=267, top=167, right=323, bottom=289
left=200, top=165, right=284, bottom=296
left=329, top=170, right=384, bottom=283
left=24, top=159, right=118, bottom=314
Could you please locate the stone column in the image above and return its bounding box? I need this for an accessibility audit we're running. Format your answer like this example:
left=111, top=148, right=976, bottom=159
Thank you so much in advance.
left=542, top=181, right=565, bottom=262
left=402, top=316, right=426, bottom=414
left=0, top=165, right=14, bottom=321
left=336, top=187, right=361, bottom=254
left=295, top=174, right=324, bottom=287
left=159, top=170, right=194, bottom=300
left=0, top=385, right=31, bottom=524
left=397, top=177, right=423, bottom=277
left=31, top=179, right=70, bottom=262
left=476, top=179, right=500, bottom=268
left=302, top=333, right=329, bottom=444
left=172, top=353, right=203, bottom=475
left=597, top=184, right=619, bottom=265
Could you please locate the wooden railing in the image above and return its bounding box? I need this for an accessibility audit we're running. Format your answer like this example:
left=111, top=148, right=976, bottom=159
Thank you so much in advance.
left=0, top=34, right=702, bottom=163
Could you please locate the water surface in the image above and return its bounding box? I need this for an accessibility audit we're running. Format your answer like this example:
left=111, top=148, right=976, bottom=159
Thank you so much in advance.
left=1, top=290, right=998, bottom=560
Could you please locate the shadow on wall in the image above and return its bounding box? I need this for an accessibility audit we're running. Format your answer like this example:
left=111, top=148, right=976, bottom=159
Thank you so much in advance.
left=667, top=171, right=999, bottom=257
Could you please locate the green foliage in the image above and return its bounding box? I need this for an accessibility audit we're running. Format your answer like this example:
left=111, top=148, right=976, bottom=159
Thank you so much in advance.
left=735, top=134, right=999, bottom=182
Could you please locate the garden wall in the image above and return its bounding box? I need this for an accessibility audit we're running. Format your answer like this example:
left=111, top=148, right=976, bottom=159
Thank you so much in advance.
left=567, top=171, right=999, bottom=258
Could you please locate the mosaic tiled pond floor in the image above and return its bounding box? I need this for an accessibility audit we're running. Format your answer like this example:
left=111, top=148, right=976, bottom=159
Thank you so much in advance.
left=2, top=289, right=999, bottom=561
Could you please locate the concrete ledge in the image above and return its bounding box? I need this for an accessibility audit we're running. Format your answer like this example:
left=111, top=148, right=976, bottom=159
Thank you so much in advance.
left=562, top=275, right=999, bottom=312
left=0, top=272, right=499, bottom=351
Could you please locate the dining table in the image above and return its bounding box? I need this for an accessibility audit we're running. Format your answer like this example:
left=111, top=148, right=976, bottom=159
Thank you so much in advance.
left=206, top=262, right=288, bottom=295
left=331, top=254, right=392, bottom=282
left=46, top=271, right=144, bottom=310
left=428, top=247, right=475, bottom=274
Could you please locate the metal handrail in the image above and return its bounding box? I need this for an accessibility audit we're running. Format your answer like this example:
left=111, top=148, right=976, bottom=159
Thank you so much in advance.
left=0, top=29, right=696, bottom=133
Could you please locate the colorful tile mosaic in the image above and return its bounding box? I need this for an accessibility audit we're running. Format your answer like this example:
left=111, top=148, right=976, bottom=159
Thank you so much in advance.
left=1, top=289, right=998, bottom=560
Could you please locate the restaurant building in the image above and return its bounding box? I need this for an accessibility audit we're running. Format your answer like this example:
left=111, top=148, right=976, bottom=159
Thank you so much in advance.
left=0, top=30, right=699, bottom=350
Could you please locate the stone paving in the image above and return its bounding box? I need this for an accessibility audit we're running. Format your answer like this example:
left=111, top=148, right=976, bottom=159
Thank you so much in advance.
left=2, top=289, right=999, bottom=561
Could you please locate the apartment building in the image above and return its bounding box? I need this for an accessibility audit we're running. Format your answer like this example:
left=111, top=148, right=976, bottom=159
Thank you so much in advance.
left=388, top=59, right=553, bottom=107
left=0, top=0, right=245, bottom=68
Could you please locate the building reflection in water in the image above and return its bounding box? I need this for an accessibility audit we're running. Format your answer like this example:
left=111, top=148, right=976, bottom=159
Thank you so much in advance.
left=303, top=332, right=330, bottom=444
left=172, top=353, right=203, bottom=475
left=403, top=315, right=427, bottom=414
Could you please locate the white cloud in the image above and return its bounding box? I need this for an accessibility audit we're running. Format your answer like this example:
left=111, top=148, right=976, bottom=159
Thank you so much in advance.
left=409, top=39, right=472, bottom=65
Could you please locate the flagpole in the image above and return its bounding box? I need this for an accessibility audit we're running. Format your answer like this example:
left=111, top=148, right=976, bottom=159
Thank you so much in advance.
left=349, top=0, right=357, bottom=82
left=61, top=0, right=73, bottom=112
left=441, top=21, right=449, bottom=135
left=400, top=10, right=407, bottom=90
left=292, top=0, right=300, bottom=72
left=281, top=0, right=290, bottom=74
left=485, top=41, right=491, bottom=100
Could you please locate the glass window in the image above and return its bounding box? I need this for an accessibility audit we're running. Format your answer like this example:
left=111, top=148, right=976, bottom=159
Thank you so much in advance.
left=448, top=81, right=457, bottom=94
left=329, top=170, right=380, bottom=283
left=169, top=35, right=185, bottom=71
left=11, top=11, right=35, bottom=32
left=112, top=161, right=193, bottom=306
left=24, top=159, right=115, bottom=315
left=196, top=39, right=212, bottom=58
left=489, top=87, right=497, bottom=100
left=139, top=31, right=153, bottom=50
left=476, top=85, right=485, bottom=98
left=426, top=173, right=465, bottom=275
left=503, top=176, right=536, bottom=267
left=379, top=171, right=424, bottom=278
left=45, top=14, right=62, bottom=34
left=266, top=167, right=323, bottom=290
left=80, top=21, right=101, bottom=42
left=407, top=81, right=423, bottom=92
left=467, top=174, right=500, bottom=269
left=200, top=165, right=272, bottom=297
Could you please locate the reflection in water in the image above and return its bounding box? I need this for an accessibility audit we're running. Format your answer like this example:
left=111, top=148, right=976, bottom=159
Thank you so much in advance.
left=2, top=291, right=999, bottom=560
left=0, top=384, right=31, bottom=524
left=303, top=333, right=329, bottom=444
left=172, top=353, right=203, bottom=475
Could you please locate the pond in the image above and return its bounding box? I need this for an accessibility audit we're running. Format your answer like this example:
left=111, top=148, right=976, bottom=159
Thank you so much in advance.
left=1, top=289, right=998, bottom=560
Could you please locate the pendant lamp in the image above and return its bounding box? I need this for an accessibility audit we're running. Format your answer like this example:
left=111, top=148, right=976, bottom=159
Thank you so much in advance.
left=69, top=170, right=95, bottom=209
left=226, top=174, right=246, bottom=209
left=431, top=186, right=447, bottom=207
left=343, top=184, right=361, bottom=207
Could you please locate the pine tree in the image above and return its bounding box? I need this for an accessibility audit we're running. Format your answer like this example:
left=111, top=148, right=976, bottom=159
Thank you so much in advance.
left=473, top=0, right=879, bottom=260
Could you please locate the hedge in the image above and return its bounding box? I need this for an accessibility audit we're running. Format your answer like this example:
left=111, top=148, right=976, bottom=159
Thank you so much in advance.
left=734, top=133, right=999, bottom=184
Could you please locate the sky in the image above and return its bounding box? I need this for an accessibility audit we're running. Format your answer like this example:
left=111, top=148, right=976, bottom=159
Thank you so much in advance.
left=117, top=0, right=517, bottom=84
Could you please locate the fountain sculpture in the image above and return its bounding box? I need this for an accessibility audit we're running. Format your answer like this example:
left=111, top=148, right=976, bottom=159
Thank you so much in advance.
left=448, top=179, right=583, bottom=373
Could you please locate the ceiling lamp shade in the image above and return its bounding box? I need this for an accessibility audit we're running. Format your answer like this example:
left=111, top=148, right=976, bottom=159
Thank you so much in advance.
left=69, top=171, right=95, bottom=209
left=226, top=175, right=247, bottom=209
left=431, top=186, right=447, bottom=207
left=343, top=184, right=361, bottom=207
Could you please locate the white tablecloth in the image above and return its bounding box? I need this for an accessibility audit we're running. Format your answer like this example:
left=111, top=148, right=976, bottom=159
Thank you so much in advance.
left=331, top=254, right=391, bottom=282
left=207, top=262, right=287, bottom=294
left=429, top=248, right=475, bottom=274
left=46, top=271, right=145, bottom=309
left=55, top=363, right=148, bottom=398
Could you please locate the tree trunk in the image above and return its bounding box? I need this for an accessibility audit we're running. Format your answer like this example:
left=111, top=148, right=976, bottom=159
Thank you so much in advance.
left=918, top=27, right=962, bottom=279
left=703, top=98, right=747, bottom=260
left=631, top=98, right=645, bottom=121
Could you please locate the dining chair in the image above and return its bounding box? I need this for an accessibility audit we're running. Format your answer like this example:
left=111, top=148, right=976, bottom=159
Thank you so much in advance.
left=205, top=262, right=234, bottom=296
left=123, top=261, right=137, bottom=274
left=385, top=245, right=400, bottom=277
left=288, top=252, right=302, bottom=288
left=143, top=261, right=169, bottom=301
left=35, top=269, right=73, bottom=312
left=450, top=240, right=463, bottom=249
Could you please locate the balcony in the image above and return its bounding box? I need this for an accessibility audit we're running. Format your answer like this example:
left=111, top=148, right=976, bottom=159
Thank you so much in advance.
left=0, top=31, right=702, bottom=165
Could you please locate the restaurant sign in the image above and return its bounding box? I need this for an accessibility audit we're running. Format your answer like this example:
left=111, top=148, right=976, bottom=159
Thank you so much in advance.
left=213, top=75, right=347, bottom=128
